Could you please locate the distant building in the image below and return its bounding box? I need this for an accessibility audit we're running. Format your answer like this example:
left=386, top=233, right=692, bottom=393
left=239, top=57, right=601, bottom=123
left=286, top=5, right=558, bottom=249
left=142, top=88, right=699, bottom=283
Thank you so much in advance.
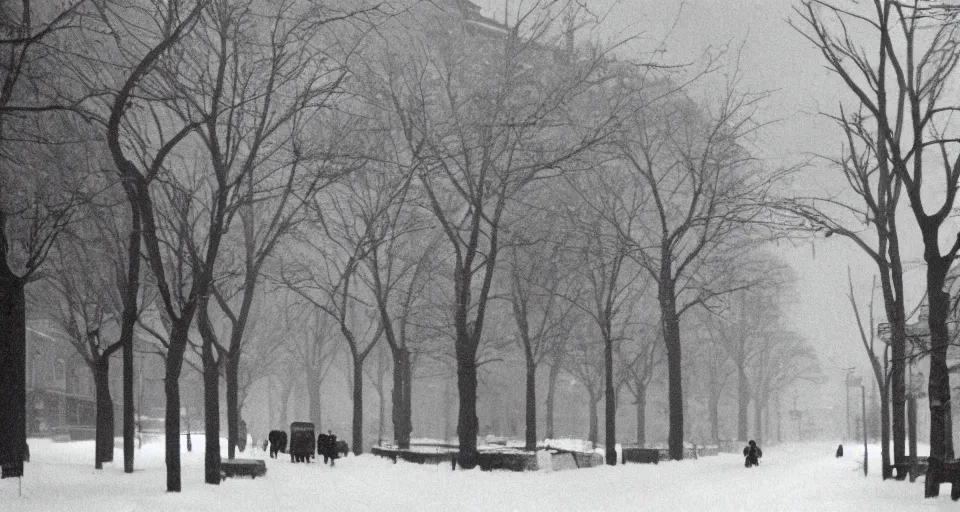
left=25, top=320, right=123, bottom=440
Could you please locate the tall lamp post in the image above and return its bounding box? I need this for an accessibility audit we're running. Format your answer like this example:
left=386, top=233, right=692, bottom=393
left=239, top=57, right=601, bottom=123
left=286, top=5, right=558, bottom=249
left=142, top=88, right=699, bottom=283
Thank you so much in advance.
left=862, top=383, right=868, bottom=476
left=842, top=367, right=856, bottom=440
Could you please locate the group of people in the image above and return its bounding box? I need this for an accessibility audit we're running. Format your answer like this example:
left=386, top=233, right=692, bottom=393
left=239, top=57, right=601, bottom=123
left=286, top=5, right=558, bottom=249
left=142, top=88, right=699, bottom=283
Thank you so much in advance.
left=318, top=431, right=339, bottom=466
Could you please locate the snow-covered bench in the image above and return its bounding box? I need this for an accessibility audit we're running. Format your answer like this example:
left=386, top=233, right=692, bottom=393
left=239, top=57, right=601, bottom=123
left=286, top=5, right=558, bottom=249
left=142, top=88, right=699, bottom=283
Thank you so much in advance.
left=220, top=459, right=267, bottom=480
left=890, top=456, right=927, bottom=482
left=924, top=457, right=960, bottom=500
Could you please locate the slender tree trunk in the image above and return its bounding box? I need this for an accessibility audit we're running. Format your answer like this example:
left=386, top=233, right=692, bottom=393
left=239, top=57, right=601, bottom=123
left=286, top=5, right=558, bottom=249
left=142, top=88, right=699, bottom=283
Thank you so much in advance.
left=94, top=358, right=115, bottom=469
left=0, top=268, right=25, bottom=479
left=737, top=367, right=749, bottom=441
left=604, top=334, right=616, bottom=465
left=880, top=384, right=891, bottom=479
left=456, top=341, right=480, bottom=469
left=636, top=383, right=647, bottom=447
left=202, top=337, right=220, bottom=485
left=225, top=355, right=239, bottom=460
left=391, top=347, right=412, bottom=449
left=524, top=360, right=537, bottom=451
left=545, top=362, right=559, bottom=440
left=352, top=356, right=364, bottom=455
left=588, top=393, right=599, bottom=445
left=754, top=398, right=762, bottom=446
left=927, top=256, right=953, bottom=460
left=279, top=375, right=293, bottom=429
left=886, top=222, right=907, bottom=476
left=708, top=390, right=719, bottom=446
left=306, top=366, right=322, bottom=430
left=444, top=378, right=454, bottom=442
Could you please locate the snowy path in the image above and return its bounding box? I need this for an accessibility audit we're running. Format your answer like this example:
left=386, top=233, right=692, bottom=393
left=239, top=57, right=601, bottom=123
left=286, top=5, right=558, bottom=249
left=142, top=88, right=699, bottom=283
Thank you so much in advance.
left=0, top=439, right=950, bottom=511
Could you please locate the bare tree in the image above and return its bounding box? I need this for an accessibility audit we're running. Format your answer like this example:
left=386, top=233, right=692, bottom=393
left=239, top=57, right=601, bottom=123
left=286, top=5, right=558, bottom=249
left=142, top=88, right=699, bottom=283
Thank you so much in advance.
left=0, top=0, right=90, bottom=479
left=377, top=2, right=627, bottom=468
left=793, top=0, right=960, bottom=462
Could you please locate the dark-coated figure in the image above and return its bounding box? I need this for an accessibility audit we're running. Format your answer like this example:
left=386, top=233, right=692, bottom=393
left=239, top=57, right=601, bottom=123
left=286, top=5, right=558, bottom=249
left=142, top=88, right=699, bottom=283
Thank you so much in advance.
left=317, top=433, right=329, bottom=463
left=327, top=432, right=338, bottom=466
left=337, top=440, right=349, bottom=458
left=743, top=439, right=762, bottom=467
left=268, top=430, right=287, bottom=459
left=836, top=444, right=843, bottom=458
left=317, top=430, right=339, bottom=466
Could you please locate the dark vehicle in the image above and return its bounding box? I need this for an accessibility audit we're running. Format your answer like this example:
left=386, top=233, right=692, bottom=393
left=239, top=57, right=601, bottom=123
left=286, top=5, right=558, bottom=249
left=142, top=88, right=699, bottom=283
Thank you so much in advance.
left=289, top=422, right=316, bottom=463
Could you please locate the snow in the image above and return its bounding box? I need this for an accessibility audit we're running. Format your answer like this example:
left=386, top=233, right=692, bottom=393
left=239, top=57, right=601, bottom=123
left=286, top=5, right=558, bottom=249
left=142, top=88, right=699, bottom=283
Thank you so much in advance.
left=0, top=437, right=951, bottom=511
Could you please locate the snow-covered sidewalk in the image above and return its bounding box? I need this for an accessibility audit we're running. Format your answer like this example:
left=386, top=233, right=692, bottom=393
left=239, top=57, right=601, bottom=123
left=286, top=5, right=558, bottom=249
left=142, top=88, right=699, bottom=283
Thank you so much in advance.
left=0, top=438, right=948, bottom=511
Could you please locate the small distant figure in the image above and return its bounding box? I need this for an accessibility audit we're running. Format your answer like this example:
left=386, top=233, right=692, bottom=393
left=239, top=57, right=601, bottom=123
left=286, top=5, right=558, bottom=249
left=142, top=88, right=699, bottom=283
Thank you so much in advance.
left=836, top=444, right=843, bottom=458
left=743, top=440, right=762, bottom=468
left=317, top=430, right=340, bottom=466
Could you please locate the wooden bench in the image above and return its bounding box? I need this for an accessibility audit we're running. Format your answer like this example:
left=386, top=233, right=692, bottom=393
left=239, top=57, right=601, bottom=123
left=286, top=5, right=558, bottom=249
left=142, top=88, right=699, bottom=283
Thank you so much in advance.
left=621, top=447, right=660, bottom=464
left=925, top=457, right=960, bottom=499
left=220, top=459, right=267, bottom=480
left=890, top=456, right=928, bottom=483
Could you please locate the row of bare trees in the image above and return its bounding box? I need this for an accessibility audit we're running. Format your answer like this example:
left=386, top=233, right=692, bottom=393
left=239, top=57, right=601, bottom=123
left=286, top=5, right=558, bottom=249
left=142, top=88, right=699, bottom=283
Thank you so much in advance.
left=4, top=0, right=825, bottom=490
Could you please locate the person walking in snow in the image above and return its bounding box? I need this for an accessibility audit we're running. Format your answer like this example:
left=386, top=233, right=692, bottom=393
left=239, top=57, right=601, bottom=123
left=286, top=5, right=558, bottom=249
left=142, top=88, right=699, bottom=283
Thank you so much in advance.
left=743, top=440, right=762, bottom=467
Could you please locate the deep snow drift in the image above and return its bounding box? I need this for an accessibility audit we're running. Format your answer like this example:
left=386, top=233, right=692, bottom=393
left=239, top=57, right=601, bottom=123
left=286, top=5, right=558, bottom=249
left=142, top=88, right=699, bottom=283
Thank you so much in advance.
left=0, top=437, right=949, bottom=511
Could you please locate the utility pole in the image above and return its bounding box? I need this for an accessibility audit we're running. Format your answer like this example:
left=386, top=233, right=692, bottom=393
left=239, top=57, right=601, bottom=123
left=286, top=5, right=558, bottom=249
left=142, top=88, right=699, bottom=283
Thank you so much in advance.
left=842, top=367, right=855, bottom=440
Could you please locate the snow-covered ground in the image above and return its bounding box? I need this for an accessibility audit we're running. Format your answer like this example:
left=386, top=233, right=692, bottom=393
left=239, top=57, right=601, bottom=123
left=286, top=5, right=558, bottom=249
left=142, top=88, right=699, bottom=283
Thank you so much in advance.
left=0, top=437, right=950, bottom=511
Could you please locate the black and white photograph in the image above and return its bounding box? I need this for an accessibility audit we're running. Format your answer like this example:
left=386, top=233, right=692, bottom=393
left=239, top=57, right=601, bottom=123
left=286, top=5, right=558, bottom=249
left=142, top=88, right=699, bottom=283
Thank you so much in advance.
left=2, top=0, right=960, bottom=510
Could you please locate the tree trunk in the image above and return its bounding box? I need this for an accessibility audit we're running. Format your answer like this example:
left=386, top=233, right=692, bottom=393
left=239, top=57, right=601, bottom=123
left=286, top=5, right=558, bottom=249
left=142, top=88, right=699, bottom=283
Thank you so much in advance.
left=545, top=361, right=559, bottom=440
left=663, top=314, right=684, bottom=460
left=880, top=383, right=891, bottom=479
left=121, top=196, right=141, bottom=474
left=754, top=398, right=763, bottom=446
left=444, top=378, right=454, bottom=442
left=225, top=355, right=239, bottom=460
left=391, top=347, right=412, bottom=449
left=885, top=222, right=907, bottom=477
left=456, top=341, right=480, bottom=469
left=636, top=383, right=647, bottom=447
left=524, top=360, right=537, bottom=451
left=588, top=394, right=599, bottom=445
left=279, top=375, right=293, bottom=429
left=352, top=356, right=364, bottom=455
left=604, top=334, right=616, bottom=465
left=708, top=389, right=719, bottom=446
left=202, top=338, right=220, bottom=485
left=164, top=345, right=185, bottom=493
left=306, top=366, right=322, bottom=431
left=737, top=367, right=748, bottom=442
left=659, top=273, right=684, bottom=460
left=0, top=269, right=25, bottom=479
left=927, top=256, right=954, bottom=460
left=94, top=358, right=115, bottom=469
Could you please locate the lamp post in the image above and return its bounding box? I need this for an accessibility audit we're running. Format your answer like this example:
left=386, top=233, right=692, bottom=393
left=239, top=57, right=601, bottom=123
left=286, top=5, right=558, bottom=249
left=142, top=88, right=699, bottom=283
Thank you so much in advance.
left=862, top=383, right=868, bottom=476
left=842, top=367, right=856, bottom=440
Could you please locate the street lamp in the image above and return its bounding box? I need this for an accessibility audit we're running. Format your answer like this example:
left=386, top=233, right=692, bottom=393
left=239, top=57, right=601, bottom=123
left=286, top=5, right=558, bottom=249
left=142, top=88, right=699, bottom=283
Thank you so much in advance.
left=841, top=367, right=856, bottom=441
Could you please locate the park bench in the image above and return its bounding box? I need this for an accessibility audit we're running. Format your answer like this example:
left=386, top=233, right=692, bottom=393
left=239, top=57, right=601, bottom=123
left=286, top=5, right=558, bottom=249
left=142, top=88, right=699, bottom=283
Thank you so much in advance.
left=220, top=459, right=267, bottom=480
left=621, top=447, right=660, bottom=464
left=924, top=457, right=960, bottom=500
left=890, top=456, right=928, bottom=483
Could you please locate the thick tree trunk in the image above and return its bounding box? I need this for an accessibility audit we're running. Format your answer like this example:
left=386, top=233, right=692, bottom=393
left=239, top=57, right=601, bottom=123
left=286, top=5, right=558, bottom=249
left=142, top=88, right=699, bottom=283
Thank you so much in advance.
left=636, top=383, right=647, bottom=447
left=659, top=274, right=684, bottom=460
left=885, top=223, right=907, bottom=477
left=202, top=338, right=220, bottom=485
left=352, top=357, right=364, bottom=455
left=545, top=362, right=559, bottom=440
left=456, top=342, right=480, bottom=469
left=524, top=360, right=537, bottom=451
left=225, top=355, right=239, bottom=460
left=663, top=314, right=684, bottom=460
left=391, top=347, right=412, bottom=449
left=737, top=367, right=749, bottom=441
left=121, top=198, right=141, bottom=474
left=94, top=359, right=115, bottom=469
left=588, top=394, right=599, bottom=445
left=164, top=349, right=184, bottom=492
left=0, top=269, right=25, bottom=479
left=927, top=257, right=954, bottom=460
left=604, top=335, right=616, bottom=465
